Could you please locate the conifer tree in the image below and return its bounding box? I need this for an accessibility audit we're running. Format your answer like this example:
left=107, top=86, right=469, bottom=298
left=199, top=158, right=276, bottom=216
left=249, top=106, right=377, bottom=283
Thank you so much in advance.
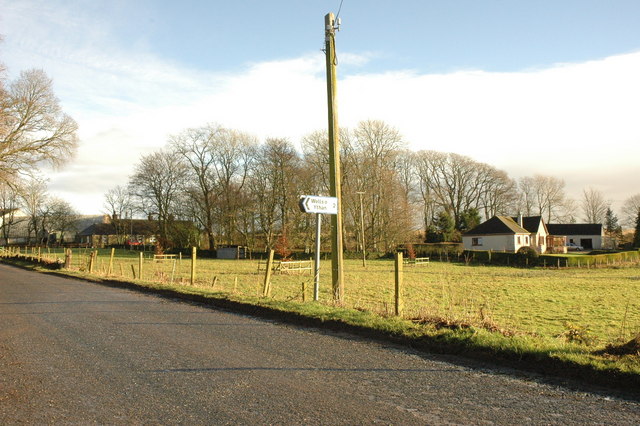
left=633, top=209, right=640, bottom=249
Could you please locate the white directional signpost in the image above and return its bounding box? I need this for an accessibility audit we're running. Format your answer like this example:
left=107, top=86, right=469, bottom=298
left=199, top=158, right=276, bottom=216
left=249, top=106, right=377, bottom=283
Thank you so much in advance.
left=299, top=195, right=338, bottom=301
left=299, top=195, right=338, bottom=215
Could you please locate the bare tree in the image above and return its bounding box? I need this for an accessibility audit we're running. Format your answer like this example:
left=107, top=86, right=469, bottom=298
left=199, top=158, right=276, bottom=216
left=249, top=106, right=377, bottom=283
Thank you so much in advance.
left=517, top=175, right=566, bottom=223
left=129, top=150, right=188, bottom=246
left=622, top=194, right=640, bottom=228
left=0, top=69, right=78, bottom=182
left=414, top=151, right=485, bottom=230
left=18, top=176, right=49, bottom=244
left=171, top=125, right=257, bottom=248
left=0, top=179, right=23, bottom=243
left=103, top=185, right=133, bottom=244
left=248, top=138, right=302, bottom=249
left=48, top=198, right=79, bottom=244
left=581, top=187, right=608, bottom=223
left=348, top=120, right=409, bottom=251
left=478, top=165, right=517, bottom=219
left=516, top=176, right=536, bottom=216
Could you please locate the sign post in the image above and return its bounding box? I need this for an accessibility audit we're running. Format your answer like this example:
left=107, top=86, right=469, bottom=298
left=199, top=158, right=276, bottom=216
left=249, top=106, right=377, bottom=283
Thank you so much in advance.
left=313, top=213, right=321, bottom=301
left=299, top=195, right=338, bottom=301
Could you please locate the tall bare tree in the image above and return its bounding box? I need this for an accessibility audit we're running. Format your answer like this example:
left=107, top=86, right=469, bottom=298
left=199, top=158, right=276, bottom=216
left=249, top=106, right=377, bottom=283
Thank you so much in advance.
left=348, top=120, right=409, bottom=251
left=129, top=150, right=187, bottom=246
left=622, top=194, right=640, bottom=228
left=516, top=176, right=536, bottom=216
left=518, top=175, right=566, bottom=223
left=248, top=138, right=302, bottom=249
left=18, top=176, right=49, bottom=244
left=581, top=187, right=608, bottom=223
left=171, top=125, right=257, bottom=248
left=414, top=151, right=485, bottom=230
left=0, top=179, right=23, bottom=243
left=103, top=185, right=133, bottom=244
left=478, top=166, right=517, bottom=219
left=0, top=69, right=78, bottom=182
left=48, top=197, right=79, bottom=244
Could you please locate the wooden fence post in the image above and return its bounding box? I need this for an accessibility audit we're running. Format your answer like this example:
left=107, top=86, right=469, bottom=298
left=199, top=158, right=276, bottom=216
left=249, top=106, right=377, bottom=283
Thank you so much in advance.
left=190, top=247, right=197, bottom=286
left=262, top=249, right=275, bottom=297
left=64, top=249, right=72, bottom=269
left=89, top=251, right=96, bottom=273
left=170, top=258, right=177, bottom=284
left=138, top=252, right=143, bottom=281
left=108, top=248, right=115, bottom=275
left=395, top=251, right=403, bottom=317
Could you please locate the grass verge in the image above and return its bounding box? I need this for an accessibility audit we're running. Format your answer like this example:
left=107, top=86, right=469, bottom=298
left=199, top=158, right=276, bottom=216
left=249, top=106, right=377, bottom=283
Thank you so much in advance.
left=3, top=256, right=639, bottom=397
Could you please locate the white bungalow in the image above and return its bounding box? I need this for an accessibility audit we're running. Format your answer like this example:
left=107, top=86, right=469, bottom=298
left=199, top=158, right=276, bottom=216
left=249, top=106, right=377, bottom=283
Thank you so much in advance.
left=462, top=216, right=532, bottom=252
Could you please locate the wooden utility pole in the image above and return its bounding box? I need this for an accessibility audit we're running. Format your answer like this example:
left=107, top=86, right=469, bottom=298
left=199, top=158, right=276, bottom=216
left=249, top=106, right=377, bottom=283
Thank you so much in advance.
left=325, top=12, right=344, bottom=302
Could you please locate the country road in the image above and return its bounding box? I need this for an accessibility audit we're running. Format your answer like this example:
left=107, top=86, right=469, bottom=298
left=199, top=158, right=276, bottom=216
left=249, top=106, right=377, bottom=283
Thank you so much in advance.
left=1, top=263, right=639, bottom=424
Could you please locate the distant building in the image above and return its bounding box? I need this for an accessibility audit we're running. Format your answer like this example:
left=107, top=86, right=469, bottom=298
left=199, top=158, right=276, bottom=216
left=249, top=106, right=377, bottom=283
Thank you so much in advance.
left=462, top=215, right=589, bottom=253
left=546, top=223, right=604, bottom=250
left=77, top=219, right=159, bottom=248
left=462, top=216, right=532, bottom=252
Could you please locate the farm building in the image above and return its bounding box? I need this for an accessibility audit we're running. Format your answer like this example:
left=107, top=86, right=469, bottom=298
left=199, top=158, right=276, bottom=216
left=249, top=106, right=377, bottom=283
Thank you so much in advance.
left=216, top=245, right=249, bottom=259
left=546, top=223, right=604, bottom=250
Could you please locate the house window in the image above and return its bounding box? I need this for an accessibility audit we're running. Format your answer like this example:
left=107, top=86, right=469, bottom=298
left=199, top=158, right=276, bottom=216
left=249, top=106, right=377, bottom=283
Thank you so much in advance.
left=525, top=236, right=529, bottom=244
left=539, top=236, right=544, bottom=245
left=472, top=237, right=483, bottom=246
left=517, top=236, right=521, bottom=244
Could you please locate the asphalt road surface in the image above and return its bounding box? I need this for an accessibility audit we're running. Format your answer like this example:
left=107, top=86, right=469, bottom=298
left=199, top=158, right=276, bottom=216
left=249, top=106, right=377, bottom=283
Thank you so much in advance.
left=1, top=263, right=639, bottom=424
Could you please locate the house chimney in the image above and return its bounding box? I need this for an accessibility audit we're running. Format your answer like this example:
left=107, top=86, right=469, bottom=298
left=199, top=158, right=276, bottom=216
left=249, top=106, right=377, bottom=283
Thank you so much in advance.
left=517, top=213, right=523, bottom=228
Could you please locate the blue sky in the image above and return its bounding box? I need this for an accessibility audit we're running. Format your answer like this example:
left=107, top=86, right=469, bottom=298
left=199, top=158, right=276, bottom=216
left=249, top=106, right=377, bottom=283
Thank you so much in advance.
left=2, top=0, right=640, bottom=216
left=35, top=0, right=639, bottom=73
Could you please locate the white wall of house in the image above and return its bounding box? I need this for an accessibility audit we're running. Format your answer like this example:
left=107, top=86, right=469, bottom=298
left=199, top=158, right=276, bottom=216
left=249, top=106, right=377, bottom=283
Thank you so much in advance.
left=532, top=222, right=549, bottom=253
left=463, top=233, right=530, bottom=252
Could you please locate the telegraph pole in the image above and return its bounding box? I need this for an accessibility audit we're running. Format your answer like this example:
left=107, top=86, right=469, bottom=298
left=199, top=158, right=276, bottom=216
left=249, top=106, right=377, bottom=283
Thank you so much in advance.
left=324, top=12, right=344, bottom=301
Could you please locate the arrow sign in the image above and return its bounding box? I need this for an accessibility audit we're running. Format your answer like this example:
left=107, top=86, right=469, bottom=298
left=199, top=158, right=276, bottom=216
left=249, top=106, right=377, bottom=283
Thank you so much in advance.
left=298, top=195, right=338, bottom=215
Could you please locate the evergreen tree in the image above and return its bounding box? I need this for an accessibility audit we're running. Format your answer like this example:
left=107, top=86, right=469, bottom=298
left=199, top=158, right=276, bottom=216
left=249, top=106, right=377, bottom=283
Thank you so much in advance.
left=604, top=208, right=623, bottom=249
left=633, top=209, right=640, bottom=249
left=459, top=208, right=481, bottom=233
left=435, top=211, right=456, bottom=242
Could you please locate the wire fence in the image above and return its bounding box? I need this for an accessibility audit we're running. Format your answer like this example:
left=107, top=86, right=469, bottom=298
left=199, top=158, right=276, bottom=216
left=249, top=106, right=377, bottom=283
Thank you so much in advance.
left=2, top=246, right=640, bottom=344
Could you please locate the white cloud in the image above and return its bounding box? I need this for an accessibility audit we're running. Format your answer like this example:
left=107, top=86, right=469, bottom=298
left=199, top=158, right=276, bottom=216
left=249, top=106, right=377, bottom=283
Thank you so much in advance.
left=3, top=2, right=639, bottom=216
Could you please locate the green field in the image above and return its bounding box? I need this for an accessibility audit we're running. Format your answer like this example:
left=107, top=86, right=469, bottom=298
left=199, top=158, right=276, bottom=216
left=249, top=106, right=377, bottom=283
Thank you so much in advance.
left=27, top=247, right=640, bottom=345
left=5, top=247, right=640, bottom=381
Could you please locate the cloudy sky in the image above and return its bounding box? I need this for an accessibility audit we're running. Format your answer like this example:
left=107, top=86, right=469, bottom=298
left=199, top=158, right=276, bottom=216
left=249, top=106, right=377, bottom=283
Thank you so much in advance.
left=2, top=0, right=640, bottom=215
